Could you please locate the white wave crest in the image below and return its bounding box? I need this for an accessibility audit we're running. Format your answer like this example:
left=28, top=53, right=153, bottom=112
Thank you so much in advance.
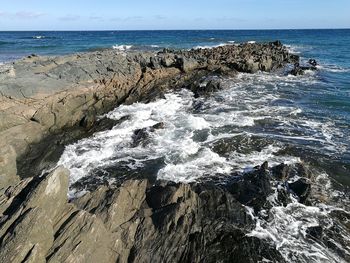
left=194, top=43, right=233, bottom=50
left=317, top=64, right=350, bottom=73
left=112, top=44, right=133, bottom=51
left=248, top=171, right=350, bottom=263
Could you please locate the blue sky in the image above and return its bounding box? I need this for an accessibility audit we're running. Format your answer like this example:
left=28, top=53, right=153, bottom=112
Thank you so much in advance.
left=0, top=0, right=349, bottom=30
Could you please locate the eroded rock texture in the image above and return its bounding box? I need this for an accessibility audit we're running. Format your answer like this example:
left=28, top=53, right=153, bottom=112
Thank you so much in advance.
left=2, top=161, right=347, bottom=263
left=0, top=42, right=298, bottom=188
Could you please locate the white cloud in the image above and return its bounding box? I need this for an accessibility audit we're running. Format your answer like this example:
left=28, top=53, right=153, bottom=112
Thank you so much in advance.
left=58, top=14, right=80, bottom=21
left=15, top=11, right=45, bottom=19
left=0, top=11, right=45, bottom=19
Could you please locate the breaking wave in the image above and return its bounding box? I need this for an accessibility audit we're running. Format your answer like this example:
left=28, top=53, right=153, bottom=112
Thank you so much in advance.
left=112, top=44, right=133, bottom=51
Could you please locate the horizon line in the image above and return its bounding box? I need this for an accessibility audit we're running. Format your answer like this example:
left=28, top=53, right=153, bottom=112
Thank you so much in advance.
left=1, top=27, right=350, bottom=32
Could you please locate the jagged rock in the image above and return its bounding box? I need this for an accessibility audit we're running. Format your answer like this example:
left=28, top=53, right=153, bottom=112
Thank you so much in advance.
left=272, top=162, right=310, bottom=181
left=308, top=59, right=318, bottom=67
left=0, top=42, right=298, bottom=185
left=289, top=61, right=318, bottom=76
left=0, top=42, right=308, bottom=262
left=0, top=161, right=348, bottom=263
left=0, top=207, right=54, bottom=263
left=132, top=122, right=165, bottom=147
left=176, top=56, right=200, bottom=73
left=288, top=178, right=311, bottom=203
left=0, top=162, right=294, bottom=263
left=0, top=167, right=69, bottom=263
left=228, top=162, right=272, bottom=211
left=46, top=209, right=116, bottom=263
left=192, top=79, right=222, bottom=97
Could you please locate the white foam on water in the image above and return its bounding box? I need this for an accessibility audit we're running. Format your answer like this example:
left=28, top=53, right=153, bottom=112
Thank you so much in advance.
left=194, top=43, right=233, bottom=49
left=247, top=41, right=256, bottom=44
left=247, top=172, right=350, bottom=263
left=112, top=44, right=133, bottom=51
left=33, top=36, right=45, bottom=39
left=57, top=69, right=346, bottom=194
left=285, top=44, right=314, bottom=55
left=317, top=64, right=350, bottom=73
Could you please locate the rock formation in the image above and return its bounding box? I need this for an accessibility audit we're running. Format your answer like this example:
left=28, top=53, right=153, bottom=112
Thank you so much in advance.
left=0, top=42, right=298, bottom=188
left=0, top=162, right=321, bottom=263
left=3, top=42, right=336, bottom=262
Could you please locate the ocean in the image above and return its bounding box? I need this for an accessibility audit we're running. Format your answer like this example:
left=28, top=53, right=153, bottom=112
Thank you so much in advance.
left=1, top=29, right=350, bottom=262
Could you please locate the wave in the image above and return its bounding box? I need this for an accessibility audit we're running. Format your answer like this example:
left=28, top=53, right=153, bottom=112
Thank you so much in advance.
left=317, top=64, right=350, bottom=73
left=194, top=43, right=234, bottom=50
left=29, top=36, right=58, bottom=40
left=0, top=41, right=12, bottom=46
left=247, top=41, right=256, bottom=44
left=112, top=44, right=133, bottom=51
left=285, top=44, right=314, bottom=55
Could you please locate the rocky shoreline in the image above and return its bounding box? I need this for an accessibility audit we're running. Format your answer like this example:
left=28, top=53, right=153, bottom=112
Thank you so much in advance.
left=0, top=41, right=297, bottom=188
left=1, top=42, right=349, bottom=262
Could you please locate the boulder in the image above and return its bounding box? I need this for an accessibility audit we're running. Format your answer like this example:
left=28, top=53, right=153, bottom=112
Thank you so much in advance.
left=192, top=79, right=222, bottom=97
left=228, top=162, right=272, bottom=211
left=131, top=122, right=165, bottom=147
left=288, top=178, right=311, bottom=203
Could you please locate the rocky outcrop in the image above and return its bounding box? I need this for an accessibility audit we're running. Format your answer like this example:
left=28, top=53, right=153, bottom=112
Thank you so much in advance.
left=289, top=59, right=318, bottom=76
left=0, top=42, right=298, bottom=189
left=0, top=43, right=311, bottom=262
left=1, top=161, right=348, bottom=263
left=0, top=163, right=286, bottom=262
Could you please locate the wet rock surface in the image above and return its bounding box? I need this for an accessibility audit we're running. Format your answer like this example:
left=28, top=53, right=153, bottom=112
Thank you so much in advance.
left=0, top=42, right=297, bottom=188
left=289, top=59, right=318, bottom=76
left=4, top=43, right=348, bottom=262
left=0, top=162, right=348, bottom=262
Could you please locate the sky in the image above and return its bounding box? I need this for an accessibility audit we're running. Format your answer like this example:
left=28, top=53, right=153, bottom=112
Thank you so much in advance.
left=0, top=0, right=349, bottom=30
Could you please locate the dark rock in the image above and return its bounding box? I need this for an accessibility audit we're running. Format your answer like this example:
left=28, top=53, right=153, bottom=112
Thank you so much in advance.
left=150, top=56, right=161, bottom=69
left=192, top=100, right=205, bottom=113
left=290, top=63, right=305, bottom=76
left=192, top=79, right=222, bottom=97
left=131, top=122, right=164, bottom=147
left=306, top=225, right=323, bottom=239
left=152, top=122, right=165, bottom=129
left=308, top=59, right=318, bottom=67
left=272, top=40, right=282, bottom=47
left=288, top=178, right=311, bottom=203
left=228, top=162, right=272, bottom=211
left=132, top=128, right=150, bottom=147
left=272, top=163, right=291, bottom=181
left=289, top=61, right=317, bottom=76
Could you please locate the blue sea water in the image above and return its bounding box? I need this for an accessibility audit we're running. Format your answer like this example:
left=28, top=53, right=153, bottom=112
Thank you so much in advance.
left=1, top=30, right=350, bottom=187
